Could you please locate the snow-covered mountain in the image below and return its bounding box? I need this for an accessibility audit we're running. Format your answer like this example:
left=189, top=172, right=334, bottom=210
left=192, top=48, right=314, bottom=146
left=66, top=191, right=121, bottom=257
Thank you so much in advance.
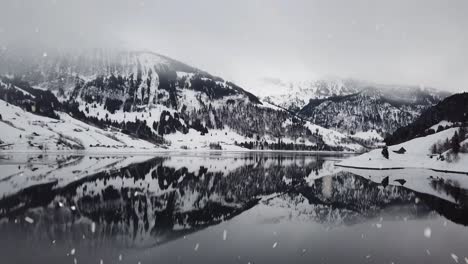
left=0, top=50, right=366, bottom=152
left=258, top=77, right=362, bottom=112
left=253, top=77, right=449, bottom=135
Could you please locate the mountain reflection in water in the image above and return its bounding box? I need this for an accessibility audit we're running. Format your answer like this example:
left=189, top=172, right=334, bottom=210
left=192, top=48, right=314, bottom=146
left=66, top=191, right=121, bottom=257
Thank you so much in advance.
left=0, top=153, right=467, bottom=264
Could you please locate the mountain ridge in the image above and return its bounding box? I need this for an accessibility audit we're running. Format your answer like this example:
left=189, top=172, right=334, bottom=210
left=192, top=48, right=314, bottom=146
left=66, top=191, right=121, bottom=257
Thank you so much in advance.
left=0, top=50, right=365, bottom=152
left=253, top=77, right=450, bottom=135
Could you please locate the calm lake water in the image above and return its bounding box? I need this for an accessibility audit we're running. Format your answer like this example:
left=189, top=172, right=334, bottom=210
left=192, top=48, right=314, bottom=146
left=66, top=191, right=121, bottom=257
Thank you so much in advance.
left=0, top=152, right=467, bottom=264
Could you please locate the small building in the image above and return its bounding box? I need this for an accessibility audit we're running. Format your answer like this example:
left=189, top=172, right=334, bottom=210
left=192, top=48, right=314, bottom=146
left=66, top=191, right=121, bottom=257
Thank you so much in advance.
left=393, top=147, right=407, bottom=154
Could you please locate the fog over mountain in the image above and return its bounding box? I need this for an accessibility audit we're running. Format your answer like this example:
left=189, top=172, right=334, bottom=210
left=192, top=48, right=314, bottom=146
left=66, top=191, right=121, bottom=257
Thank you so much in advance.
left=1, top=0, right=467, bottom=93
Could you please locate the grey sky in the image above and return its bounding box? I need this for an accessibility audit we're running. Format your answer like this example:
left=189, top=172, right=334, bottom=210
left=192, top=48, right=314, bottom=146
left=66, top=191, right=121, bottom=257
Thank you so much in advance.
left=1, top=0, right=467, bottom=92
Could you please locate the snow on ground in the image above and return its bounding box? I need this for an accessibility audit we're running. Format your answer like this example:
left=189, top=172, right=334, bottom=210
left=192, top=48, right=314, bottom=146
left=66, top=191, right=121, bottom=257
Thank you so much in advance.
left=428, top=120, right=454, bottom=131
left=305, top=123, right=363, bottom=151
left=0, top=96, right=365, bottom=153
left=350, top=130, right=384, bottom=142
left=163, top=128, right=249, bottom=151
left=0, top=99, right=157, bottom=153
left=338, top=128, right=468, bottom=173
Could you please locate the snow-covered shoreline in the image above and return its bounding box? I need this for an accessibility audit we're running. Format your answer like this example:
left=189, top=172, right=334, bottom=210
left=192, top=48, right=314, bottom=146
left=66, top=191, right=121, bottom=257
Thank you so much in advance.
left=337, top=128, right=468, bottom=173
left=0, top=148, right=359, bottom=156
left=336, top=164, right=468, bottom=175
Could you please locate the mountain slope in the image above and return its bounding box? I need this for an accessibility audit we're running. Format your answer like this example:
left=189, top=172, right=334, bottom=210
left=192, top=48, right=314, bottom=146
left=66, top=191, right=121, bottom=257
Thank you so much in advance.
left=0, top=50, right=365, bottom=152
left=385, top=93, right=468, bottom=145
left=252, top=77, right=448, bottom=136
left=259, top=78, right=361, bottom=112
left=0, top=99, right=157, bottom=152
left=297, top=82, right=447, bottom=135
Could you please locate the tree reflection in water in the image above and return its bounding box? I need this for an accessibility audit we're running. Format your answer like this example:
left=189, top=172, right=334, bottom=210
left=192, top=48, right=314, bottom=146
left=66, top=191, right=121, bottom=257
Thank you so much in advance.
left=0, top=153, right=467, bottom=251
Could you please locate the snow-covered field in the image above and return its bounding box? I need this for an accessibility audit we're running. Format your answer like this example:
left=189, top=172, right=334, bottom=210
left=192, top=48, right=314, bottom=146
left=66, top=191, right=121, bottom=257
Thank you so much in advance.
left=351, top=130, right=384, bottom=142
left=0, top=100, right=157, bottom=153
left=338, top=128, right=468, bottom=173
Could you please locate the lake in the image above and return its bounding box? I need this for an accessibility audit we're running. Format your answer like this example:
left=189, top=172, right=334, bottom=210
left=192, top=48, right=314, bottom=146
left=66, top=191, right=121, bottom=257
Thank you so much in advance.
left=0, top=152, right=467, bottom=264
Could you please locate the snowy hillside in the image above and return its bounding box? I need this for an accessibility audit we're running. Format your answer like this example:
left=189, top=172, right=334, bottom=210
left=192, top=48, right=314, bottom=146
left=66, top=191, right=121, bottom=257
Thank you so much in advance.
left=258, top=77, right=361, bottom=112
left=251, top=77, right=448, bottom=136
left=0, top=97, right=364, bottom=152
left=385, top=92, right=468, bottom=145
left=338, top=127, right=468, bottom=173
left=0, top=99, right=156, bottom=152
left=0, top=50, right=368, bottom=152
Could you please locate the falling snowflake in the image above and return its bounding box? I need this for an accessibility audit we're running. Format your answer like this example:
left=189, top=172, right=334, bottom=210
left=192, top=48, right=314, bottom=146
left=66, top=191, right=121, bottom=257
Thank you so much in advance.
left=223, top=230, right=227, bottom=241
left=91, top=222, right=96, bottom=233
left=43, top=52, right=48, bottom=57
left=424, top=227, right=431, bottom=238
left=118, top=254, right=122, bottom=261
left=25, top=216, right=34, bottom=224
left=451, top=253, right=459, bottom=263
left=272, top=242, right=278, bottom=248
left=194, top=243, right=199, bottom=251
left=70, top=248, right=76, bottom=255
left=376, top=223, right=382, bottom=228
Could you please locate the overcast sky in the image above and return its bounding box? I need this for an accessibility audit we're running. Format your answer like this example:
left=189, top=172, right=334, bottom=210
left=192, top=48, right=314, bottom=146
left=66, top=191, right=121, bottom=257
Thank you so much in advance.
left=1, top=0, right=467, bottom=92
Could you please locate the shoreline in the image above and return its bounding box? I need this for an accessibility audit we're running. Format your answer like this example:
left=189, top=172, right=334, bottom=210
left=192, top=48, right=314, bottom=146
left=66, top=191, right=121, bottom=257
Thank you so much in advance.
left=0, top=149, right=361, bottom=156
left=335, top=163, right=468, bottom=175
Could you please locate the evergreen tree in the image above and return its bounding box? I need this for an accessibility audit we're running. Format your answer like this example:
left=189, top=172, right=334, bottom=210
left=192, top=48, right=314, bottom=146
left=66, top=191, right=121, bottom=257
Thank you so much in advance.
left=381, top=146, right=389, bottom=159
left=459, top=126, right=466, bottom=142
left=430, top=143, right=438, bottom=154
left=451, top=131, right=460, bottom=154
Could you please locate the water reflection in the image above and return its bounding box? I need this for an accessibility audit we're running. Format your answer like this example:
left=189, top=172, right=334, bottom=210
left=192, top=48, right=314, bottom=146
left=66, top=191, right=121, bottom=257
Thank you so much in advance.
left=0, top=153, right=467, bottom=263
